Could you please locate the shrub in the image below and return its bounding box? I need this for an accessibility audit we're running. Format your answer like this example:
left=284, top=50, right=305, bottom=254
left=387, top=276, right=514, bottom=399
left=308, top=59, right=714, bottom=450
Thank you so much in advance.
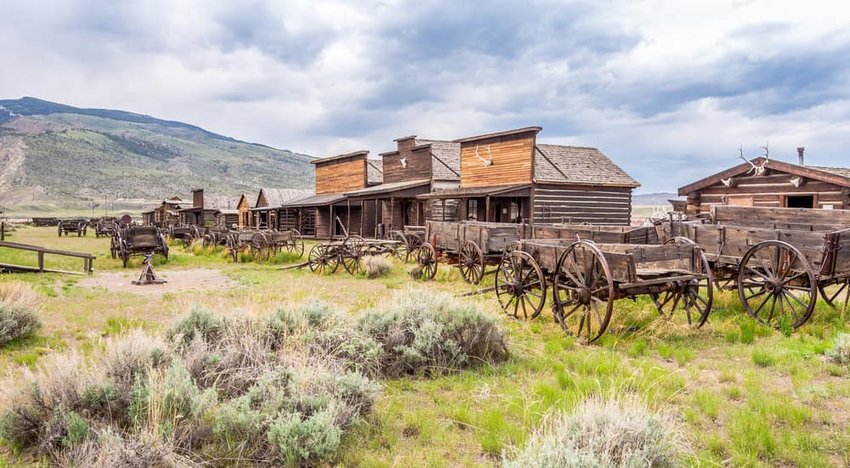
left=358, top=289, right=508, bottom=377
left=363, top=255, right=392, bottom=278
left=0, top=281, right=39, bottom=309
left=503, top=397, right=682, bottom=467
left=0, top=303, right=41, bottom=346
left=167, top=308, right=223, bottom=346
left=268, top=409, right=342, bottom=465
left=828, top=333, right=850, bottom=365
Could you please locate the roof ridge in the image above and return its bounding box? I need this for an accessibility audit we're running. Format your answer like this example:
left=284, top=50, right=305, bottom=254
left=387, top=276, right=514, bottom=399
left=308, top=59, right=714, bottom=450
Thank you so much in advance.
left=534, top=145, right=570, bottom=181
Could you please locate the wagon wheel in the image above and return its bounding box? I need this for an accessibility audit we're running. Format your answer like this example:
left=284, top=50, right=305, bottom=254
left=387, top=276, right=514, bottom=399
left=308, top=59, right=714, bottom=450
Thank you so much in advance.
left=251, top=233, right=270, bottom=261
left=308, top=244, right=339, bottom=274
left=110, top=234, right=119, bottom=259
left=652, top=237, right=714, bottom=327
left=408, top=233, right=423, bottom=254
left=416, top=242, right=438, bottom=281
left=458, top=240, right=485, bottom=285
left=226, top=235, right=239, bottom=262
left=287, top=229, right=304, bottom=258
left=202, top=233, right=214, bottom=248
left=737, top=240, right=817, bottom=330
left=553, top=240, right=615, bottom=343
left=818, top=279, right=850, bottom=311
left=160, top=233, right=169, bottom=260
left=495, top=250, right=547, bottom=320
left=57, top=223, right=62, bottom=237
left=387, top=231, right=409, bottom=262
left=342, top=236, right=367, bottom=275
left=120, top=240, right=129, bottom=268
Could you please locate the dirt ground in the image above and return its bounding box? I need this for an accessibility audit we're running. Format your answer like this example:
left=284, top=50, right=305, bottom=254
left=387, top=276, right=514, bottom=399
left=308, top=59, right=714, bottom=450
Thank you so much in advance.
left=77, top=268, right=237, bottom=297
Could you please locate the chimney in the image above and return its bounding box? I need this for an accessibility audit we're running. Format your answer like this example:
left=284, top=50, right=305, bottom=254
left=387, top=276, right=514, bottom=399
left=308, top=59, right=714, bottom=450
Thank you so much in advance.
left=797, top=147, right=805, bottom=166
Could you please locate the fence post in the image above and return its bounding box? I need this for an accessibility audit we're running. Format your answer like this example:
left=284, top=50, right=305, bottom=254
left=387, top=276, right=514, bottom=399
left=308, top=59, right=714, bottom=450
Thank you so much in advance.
left=37, top=250, right=44, bottom=272
left=1, top=222, right=4, bottom=241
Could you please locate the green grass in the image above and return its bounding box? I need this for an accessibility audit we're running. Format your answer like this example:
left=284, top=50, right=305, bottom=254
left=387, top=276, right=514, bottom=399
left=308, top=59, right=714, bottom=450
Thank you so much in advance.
left=1, top=227, right=850, bottom=466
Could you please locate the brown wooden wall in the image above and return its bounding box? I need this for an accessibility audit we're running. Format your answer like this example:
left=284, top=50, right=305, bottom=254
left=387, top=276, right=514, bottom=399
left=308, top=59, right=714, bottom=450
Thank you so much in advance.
left=383, top=143, right=432, bottom=184
left=316, top=159, right=367, bottom=194
left=533, top=184, right=632, bottom=226
left=192, top=190, right=204, bottom=208
left=685, top=172, right=850, bottom=214
left=460, top=133, right=534, bottom=187
left=237, top=197, right=251, bottom=228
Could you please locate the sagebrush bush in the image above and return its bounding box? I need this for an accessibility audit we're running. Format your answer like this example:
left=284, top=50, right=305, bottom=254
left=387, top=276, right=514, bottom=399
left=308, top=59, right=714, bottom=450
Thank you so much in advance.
left=503, top=397, right=682, bottom=468
left=0, top=303, right=41, bottom=346
left=828, top=333, right=850, bottom=365
left=358, top=289, right=509, bottom=377
left=167, top=308, right=223, bottom=346
left=363, top=255, right=392, bottom=278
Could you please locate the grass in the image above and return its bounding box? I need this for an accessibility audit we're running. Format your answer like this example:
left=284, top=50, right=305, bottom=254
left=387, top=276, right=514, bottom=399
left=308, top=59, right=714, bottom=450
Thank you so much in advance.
left=0, top=227, right=849, bottom=465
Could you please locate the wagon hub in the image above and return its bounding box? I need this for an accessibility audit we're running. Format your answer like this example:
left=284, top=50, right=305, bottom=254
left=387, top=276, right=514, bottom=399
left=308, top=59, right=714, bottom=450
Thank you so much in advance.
left=507, top=281, right=524, bottom=296
left=765, top=278, right=784, bottom=293
left=577, top=286, right=592, bottom=305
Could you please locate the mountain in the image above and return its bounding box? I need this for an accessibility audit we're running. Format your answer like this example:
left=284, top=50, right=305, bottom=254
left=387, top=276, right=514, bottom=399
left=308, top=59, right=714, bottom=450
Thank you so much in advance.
left=633, top=192, right=681, bottom=206
left=0, top=97, right=315, bottom=205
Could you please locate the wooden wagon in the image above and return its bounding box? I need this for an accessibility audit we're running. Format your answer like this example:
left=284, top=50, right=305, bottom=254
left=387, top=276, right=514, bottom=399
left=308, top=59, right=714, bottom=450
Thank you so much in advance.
left=169, top=225, right=201, bottom=247
left=421, top=220, right=523, bottom=283
left=306, top=235, right=401, bottom=275
left=498, top=238, right=714, bottom=342
left=112, top=226, right=169, bottom=267
left=202, top=226, right=231, bottom=248
left=385, top=225, right=425, bottom=263
left=58, top=219, right=89, bottom=237
left=679, top=206, right=850, bottom=329
left=94, top=218, right=116, bottom=238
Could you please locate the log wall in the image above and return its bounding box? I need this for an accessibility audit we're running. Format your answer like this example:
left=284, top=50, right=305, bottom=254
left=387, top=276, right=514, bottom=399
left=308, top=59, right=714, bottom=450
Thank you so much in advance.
left=533, top=184, right=632, bottom=226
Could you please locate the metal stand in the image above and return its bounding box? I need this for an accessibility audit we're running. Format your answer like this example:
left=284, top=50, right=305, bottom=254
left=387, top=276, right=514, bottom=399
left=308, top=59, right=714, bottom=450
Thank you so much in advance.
left=133, top=252, right=166, bottom=285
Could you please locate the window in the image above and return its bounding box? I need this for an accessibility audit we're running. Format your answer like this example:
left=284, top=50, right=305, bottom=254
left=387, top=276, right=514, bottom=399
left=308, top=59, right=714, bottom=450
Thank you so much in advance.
left=467, top=199, right=478, bottom=220
left=786, top=195, right=814, bottom=208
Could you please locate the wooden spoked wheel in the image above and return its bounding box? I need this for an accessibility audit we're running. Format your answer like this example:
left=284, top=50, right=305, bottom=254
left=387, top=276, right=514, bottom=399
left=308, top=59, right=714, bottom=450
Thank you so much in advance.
left=202, top=233, right=214, bottom=248
left=653, top=237, right=714, bottom=327
left=495, top=250, right=547, bottom=320
left=250, top=233, right=271, bottom=261
left=458, top=241, right=485, bottom=285
left=417, top=242, right=438, bottom=281
left=308, top=244, right=339, bottom=274
left=818, top=279, right=850, bottom=310
left=285, top=229, right=304, bottom=258
left=737, top=240, right=817, bottom=329
left=553, top=240, right=615, bottom=343
left=160, top=233, right=169, bottom=260
left=120, top=241, right=129, bottom=268
left=408, top=233, right=424, bottom=257
left=226, top=236, right=239, bottom=262
left=387, top=231, right=409, bottom=262
left=342, top=236, right=367, bottom=275
left=110, top=234, right=119, bottom=259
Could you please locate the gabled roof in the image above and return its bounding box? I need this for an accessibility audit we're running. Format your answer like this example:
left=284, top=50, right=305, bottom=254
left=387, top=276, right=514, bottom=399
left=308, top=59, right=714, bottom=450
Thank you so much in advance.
left=256, top=188, right=314, bottom=208
left=281, top=192, right=347, bottom=208
left=310, top=150, right=369, bottom=165
left=534, top=144, right=640, bottom=188
left=415, top=139, right=460, bottom=181
left=344, top=179, right=431, bottom=197
left=678, top=157, right=850, bottom=195
left=367, top=159, right=383, bottom=185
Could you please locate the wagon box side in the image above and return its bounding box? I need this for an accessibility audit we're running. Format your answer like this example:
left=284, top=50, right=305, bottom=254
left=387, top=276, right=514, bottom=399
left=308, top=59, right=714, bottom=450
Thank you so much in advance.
left=823, top=228, right=850, bottom=279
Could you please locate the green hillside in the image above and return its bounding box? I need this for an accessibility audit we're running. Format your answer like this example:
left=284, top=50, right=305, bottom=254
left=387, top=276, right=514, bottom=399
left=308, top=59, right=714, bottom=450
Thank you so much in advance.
left=0, top=97, right=314, bottom=208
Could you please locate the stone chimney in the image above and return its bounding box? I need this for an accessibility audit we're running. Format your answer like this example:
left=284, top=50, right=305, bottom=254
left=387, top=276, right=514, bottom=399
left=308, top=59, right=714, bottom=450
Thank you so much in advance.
left=797, top=147, right=805, bottom=166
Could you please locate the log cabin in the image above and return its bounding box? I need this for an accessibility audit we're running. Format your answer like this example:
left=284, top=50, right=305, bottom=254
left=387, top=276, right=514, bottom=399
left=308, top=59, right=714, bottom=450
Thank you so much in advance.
left=419, top=126, right=639, bottom=226
left=236, top=194, right=252, bottom=229
left=141, top=196, right=183, bottom=227
left=343, top=136, right=461, bottom=237
left=249, top=188, right=313, bottom=229
left=214, top=209, right=239, bottom=228
left=280, top=151, right=382, bottom=238
left=678, top=149, right=850, bottom=215
left=178, top=189, right=238, bottom=226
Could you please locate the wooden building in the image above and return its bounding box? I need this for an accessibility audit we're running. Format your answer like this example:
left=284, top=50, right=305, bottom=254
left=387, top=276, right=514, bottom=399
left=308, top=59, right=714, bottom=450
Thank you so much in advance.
left=214, top=209, right=239, bottom=228
left=249, top=188, right=314, bottom=229
left=236, top=194, right=252, bottom=229
left=420, top=127, right=639, bottom=226
left=178, top=189, right=237, bottom=226
left=281, top=151, right=382, bottom=238
left=141, top=196, right=183, bottom=227
left=678, top=150, right=850, bottom=214
left=344, top=136, right=460, bottom=237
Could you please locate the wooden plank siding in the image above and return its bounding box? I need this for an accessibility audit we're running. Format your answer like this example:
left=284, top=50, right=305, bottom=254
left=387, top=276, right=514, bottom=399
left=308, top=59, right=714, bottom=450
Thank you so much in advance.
left=383, top=141, right=433, bottom=183
left=460, top=132, right=535, bottom=187
left=315, top=158, right=367, bottom=194
left=532, top=184, right=632, bottom=225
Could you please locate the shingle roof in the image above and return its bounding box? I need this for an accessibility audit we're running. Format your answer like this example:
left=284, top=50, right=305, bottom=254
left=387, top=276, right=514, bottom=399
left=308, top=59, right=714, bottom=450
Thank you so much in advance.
left=258, top=188, right=314, bottom=208
left=534, top=144, right=640, bottom=188
left=204, top=195, right=240, bottom=210
left=416, top=139, right=460, bottom=181
left=367, top=159, right=383, bottom=185
left=417, top=184, right=532, bottom=199
left=809, top=166, right=850, bottom=179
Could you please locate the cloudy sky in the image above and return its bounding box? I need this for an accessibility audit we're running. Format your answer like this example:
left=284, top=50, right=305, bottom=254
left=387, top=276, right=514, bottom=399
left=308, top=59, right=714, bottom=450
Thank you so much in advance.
left=2, top=0, right=849, bottom=193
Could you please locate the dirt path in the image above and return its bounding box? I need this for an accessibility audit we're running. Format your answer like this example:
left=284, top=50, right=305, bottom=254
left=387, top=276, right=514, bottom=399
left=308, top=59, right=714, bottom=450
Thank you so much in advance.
left=77, top=268, right=237, bottom=297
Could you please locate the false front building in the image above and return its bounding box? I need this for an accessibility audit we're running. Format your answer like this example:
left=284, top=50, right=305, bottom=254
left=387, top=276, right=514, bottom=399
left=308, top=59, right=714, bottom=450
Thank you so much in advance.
left=420, top=127, right=639, bottom=226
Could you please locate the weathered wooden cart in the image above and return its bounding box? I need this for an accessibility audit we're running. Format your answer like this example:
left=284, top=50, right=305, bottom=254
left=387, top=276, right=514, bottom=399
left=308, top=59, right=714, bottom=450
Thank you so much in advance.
left=169, top=225, right=202, bottom=247
left=264, top=229, right=305, bottom=258
left=421, top=221, right=523, bottom=284
left=113, top=226, right=169, bottom=267
left=94, top=218, right=116, bottom=238
left=58, top=219, right=89, bottom=237
left=202, top=227, right=231, bottom=248
left=386, top=226, right=425, bottom=262
left=679, top=206, right=850, bottom=329
left=306, top=236, right=401, bottom=275
left=496, top=238, right=713, bottom=342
